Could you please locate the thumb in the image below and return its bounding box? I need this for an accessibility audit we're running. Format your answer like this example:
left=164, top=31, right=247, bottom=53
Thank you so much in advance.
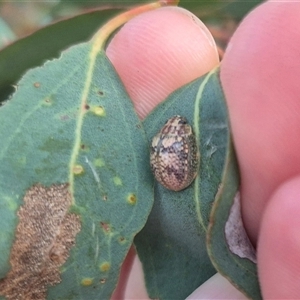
left=258, top=176, right=300, bottom=299
left=106, top=6, right=219, bottom=119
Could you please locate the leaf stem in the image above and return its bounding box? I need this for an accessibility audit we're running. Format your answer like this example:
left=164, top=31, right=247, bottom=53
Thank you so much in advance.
left=69, top=1, right=178, bottom=199
left=92, top=0, right=179, bottom=51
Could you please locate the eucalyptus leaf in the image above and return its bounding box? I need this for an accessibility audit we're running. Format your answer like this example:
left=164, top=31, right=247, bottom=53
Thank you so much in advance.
left=0, top=41, right=153, bottom=299
left=55, top=0, right=151, bottom=11
left=221, top=1, right=262, bottom=20
left=179, top=0, right=228, bottom=17
left=179, top=0, right=263, bottom=19
left=57, top=0, right=150, bottom=5
left=135, top=68, right=230, bottom=299
left=207, top=144, right=262, bottom=299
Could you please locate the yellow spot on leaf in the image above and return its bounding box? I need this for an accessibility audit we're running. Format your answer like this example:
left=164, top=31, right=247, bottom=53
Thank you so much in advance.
left=118, top=236, right=126, bottom=244
left=93, top=106, right=106, bottom=117
left=113, top=176, right=122, bottom=186
left=73, top=164, right=84, bottom=175
left=127, top=193, right=137, bottom=205
left=94, top=158, right=105, bottom=167
left=81, top=278, right=93, bottom=286
left=3, top=196, right=18, bottom=211
left=100, top=262, right=110, bottom=272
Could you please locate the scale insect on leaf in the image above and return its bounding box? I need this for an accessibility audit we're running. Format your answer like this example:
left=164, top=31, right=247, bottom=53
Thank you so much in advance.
left=150, top=115, right=199, bottom=191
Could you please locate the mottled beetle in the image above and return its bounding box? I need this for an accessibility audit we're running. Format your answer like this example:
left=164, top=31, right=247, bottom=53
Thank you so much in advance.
left=150, top=115, right=199, bottom=191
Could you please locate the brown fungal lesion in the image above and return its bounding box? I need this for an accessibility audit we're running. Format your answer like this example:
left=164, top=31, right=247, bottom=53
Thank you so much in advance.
left=0, top=184, right=81, bottom=300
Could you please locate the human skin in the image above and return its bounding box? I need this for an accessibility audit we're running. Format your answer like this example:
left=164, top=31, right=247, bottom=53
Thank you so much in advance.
left=107, top=1, right=300, bottom=299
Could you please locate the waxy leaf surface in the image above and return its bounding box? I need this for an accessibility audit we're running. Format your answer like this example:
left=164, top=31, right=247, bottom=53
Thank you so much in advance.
left=0, top=41, right=153, bottom=299
left=135, top=69, right=229, bottom=300
left=207, top=145, right=262, bottom=299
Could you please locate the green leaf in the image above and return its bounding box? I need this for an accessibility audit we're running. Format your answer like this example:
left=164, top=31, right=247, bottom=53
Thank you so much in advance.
left=0, top=41, right=153, bottom=299
left=57, top=0, right=149, bottom=5
left=221, top=1, right=263, bottom=20
left=207, top=143, right=262, bottom=299
left=179, top=0, right=228, bottom=16
left=135, top=68, right=230, bottom=299
left=0, top=8, right=123, bottom=103
left=55, top=0, right=150, bottom=9
left=179, top=0, right=263, bottom=20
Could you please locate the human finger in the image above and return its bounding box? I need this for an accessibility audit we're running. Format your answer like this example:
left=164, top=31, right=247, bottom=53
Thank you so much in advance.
left=258, top=176, right=300, bottom=298
left=220, top=1, right=300, bottom=244
left=106, top=6, right=219, bottom=119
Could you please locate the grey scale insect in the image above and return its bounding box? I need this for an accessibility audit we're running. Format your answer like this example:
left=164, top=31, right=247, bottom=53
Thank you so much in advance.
left=150, top=115, right=199, bottom=191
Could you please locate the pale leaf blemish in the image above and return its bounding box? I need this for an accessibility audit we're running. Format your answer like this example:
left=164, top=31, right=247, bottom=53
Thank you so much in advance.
left=43, top=97, right=53, bottom=106
left=92, top=105, right=106, bottom=117
left=100, top=221, right=111, bottom=233
left=205, top=135, right=213, bottom=146
left=118, top=236, right=126, bottom=244
left=127, top=193, right=137, bottom=205
left=94, top=236, right=99, bottom=261
left=60, top=114, right=69, bottom=121
left=113, top=176, right=122, bottom=186
left=0, top=184, right=81, bottom=300
left=94, top=158, right=105, bottom=168
left=207, top=146, right=217, bottom=159
left=3, top=196, right=18, bottom=212
left=92, top=222, right=96, bottom=236
left=224, top=192, right=257, bottom=263
left=73, top=164, right=84, bottom=175
left=81, top=278, right=94, bottom=286
left=85, top=156, right=100, bottom=184
left=100, top=262, right=110, bottom=272
left=207, top=122, right=227, bottom=131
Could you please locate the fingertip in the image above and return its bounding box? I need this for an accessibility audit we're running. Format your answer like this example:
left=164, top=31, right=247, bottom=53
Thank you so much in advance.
left=258, top=176, right=300, bottom=299
left=107, top=6, right=219, bottom=118
left=220, top=1, right=300, bottom=242
left=123, top=250, right=149, bottom=299
left=186, top=273, right=247, bottom=300
left=111, top=246, right=136, bottom=300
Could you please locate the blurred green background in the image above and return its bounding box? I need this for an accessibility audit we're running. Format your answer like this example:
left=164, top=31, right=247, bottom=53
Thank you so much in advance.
left=0, top=0, right=263, bottom=49
left=0, top=0, right=263, bottom=103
